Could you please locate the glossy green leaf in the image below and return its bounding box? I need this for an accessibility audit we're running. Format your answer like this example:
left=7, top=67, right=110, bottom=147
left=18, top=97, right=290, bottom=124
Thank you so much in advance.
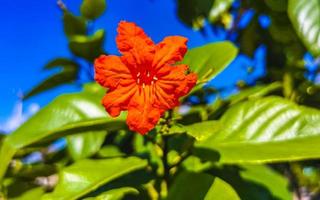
left=167, top=172, right=239, bottom=200
left=69, top=29, right=105, bottom=61
left=63, top=12, right=87, bottom=38
left=24, top=58, right=79, bottom=99
left=195, top=96, right=320, bottom=163
left=80, top=0, right=106, bottom=20
left=42, top=157, right=147, bottom=200
left=0, top=86, right=126, bottom=181
left=67, top=131, right=107, bottom=161
left=83, top=187, right=138, bottom=200
left=183, top=42, right=238, bottom=86
left=288, top=0, right=320, bottom=56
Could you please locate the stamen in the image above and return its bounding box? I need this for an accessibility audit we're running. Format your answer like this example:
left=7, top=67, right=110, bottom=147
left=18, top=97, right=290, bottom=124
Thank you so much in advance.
left=147, top=71, right=150, bottom=77
left=137, top=78, right=140, bottom=84
left=137, top=72, right=140, bottom=77
left=151, top=81, right=154, bottom=85
left=142, top=83, right=145, bottom=88
left=153, top=76, right=158, bottom=80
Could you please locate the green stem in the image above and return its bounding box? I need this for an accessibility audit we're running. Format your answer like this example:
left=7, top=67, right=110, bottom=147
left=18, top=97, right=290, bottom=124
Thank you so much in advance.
left=160, top=135, right=169, bottom=199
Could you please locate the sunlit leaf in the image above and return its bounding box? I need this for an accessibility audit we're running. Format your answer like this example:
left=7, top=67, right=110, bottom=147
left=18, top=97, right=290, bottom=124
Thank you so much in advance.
left=288, top=0, right=320, bottom=56
left=42, top=157, right=147, bottom=200
left=209, top=0, right=234, bottom=23
left=167, top=172, right=240, bottom=200
left=195, top=96, right=320, bottom=163
left=66, top=131, right=107, bottom=161
left=83, top=187, right=138, bottom=200
left=0, top=84, right=126, bottom=181
left=183, top=42, right=238, bottom=88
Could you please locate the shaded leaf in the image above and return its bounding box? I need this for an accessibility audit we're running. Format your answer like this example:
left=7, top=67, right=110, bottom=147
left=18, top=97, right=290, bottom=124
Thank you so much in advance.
left=24, top=58, right=79, bottom=99
left=63, top=12, right=87, bottom=38
left=69, top=29, right=105, bottom=61
left=176, top=0, right=213, bottom=29
left=240, top=165, right=292, bottom=200
left=42, top=157, right=147, bottom=200
left=209, top=165, right=292, bottom=200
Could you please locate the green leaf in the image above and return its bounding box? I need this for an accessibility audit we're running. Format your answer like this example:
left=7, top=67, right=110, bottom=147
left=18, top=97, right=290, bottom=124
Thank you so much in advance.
left=167, top=172, right=239, bottom=200
left=0, top=86, right=126, bottom=182
left=11, top=187, right=45, bottom=200
left=66, top=131, right=107, bottom=161
left=80, top=0, right=106, bottom=20
left=210, top=165, right=292, bottom=200
left=24, top=69, right=77, bottom=99
left=228, top=82, right=282, bottom=105
left=265, top=0, right=287, bottom=12
left=209, top=0, right=234, bottom=23
left=183, top=42, right=238, bottom=87
left=177, top=121, right=222, bottom=141
left=240, top=165, right=292, bottom=200
left=204, top=177, right=240, bottom=200
left=69, top=29, right=105, bottom=61
left=288, top=0, right=320, bottom=56
left=195, top=96, right=320, bottom=163
left=63, top=12, right=87, bottom=38
left=24, top=58, right=79, bottom=99
left=83, top=187, right=138, bottom=200
left=97, top=146, right=124, bottom=158
left=43, top=58, right=79, bottom=70
left=42, top=157, right=147, bottom=200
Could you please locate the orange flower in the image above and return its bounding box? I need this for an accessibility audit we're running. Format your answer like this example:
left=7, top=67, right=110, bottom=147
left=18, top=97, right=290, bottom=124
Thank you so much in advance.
left=94, top=21, right=197, bottom=134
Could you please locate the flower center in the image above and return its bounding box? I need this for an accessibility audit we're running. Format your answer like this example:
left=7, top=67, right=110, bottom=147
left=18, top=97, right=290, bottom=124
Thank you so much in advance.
left=135, top=71, right=158, bottom=87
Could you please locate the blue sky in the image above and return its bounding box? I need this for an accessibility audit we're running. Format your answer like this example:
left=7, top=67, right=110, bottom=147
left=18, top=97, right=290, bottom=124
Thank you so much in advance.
left=0, top=0, right=247, bottom=130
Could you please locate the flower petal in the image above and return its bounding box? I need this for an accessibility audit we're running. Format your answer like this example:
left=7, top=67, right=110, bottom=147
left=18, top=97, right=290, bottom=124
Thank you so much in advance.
left=127, top=85, right=162, bottom=134
left=116, top=21, right=155, bottom=54
left=102, top=84, right=137, bottom=117
left=152, top=36, right=188, bottom=70
left=155, top=64, right=197, bottom=109
left=94, top=55, right=132, bottom=89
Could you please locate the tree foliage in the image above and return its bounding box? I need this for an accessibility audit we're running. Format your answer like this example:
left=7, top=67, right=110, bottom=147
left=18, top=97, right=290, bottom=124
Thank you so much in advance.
left=1, top=0, right=320, bottom=199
